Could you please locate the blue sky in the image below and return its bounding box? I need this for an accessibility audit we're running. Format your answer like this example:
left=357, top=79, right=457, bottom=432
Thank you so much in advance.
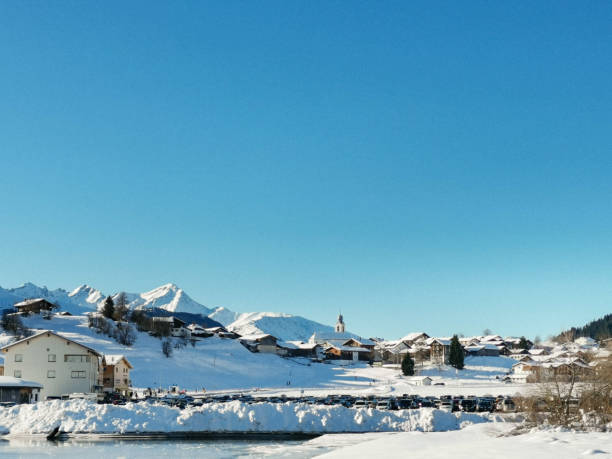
left=1, top=1, right=611, bottom=339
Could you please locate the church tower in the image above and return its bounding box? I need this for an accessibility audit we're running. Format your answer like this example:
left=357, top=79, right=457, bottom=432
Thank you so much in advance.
left=335, top=313, right=345, bottom=333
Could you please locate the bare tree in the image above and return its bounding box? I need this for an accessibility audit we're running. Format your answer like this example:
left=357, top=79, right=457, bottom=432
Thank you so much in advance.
left=113, top=292, right=129, bottom=321
left=115, top=322, right=137, bottom=346
left=162, top=339, right=173, bottom=358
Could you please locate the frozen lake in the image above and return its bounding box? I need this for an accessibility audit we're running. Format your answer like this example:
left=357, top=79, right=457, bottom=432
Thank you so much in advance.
left=0, top=436, right=342, bottom=458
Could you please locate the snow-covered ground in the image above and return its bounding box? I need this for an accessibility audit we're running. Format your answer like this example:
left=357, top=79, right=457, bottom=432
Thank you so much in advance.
left=313, top=422, right=612, bottom=458
left=0, top=315, right=529, bottom=397
left=0, top=400, right=492, bottom=434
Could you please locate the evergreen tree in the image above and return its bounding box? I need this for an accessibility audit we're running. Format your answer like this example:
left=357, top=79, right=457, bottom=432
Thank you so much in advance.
left=401, top=352, right=415, bottom=376
left=518, top=336, right=529, bottom=350
left=448, top=334, right=464, bottom=369
left=101, top=296, right=115, bottom=319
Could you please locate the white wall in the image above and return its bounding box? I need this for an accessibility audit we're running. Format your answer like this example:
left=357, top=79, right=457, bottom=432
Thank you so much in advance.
left=2, top=333, right=100, bottom=400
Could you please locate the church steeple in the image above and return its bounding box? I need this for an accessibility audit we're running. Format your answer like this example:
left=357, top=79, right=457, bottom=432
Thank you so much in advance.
left=335, top=313, right=345, bottom=333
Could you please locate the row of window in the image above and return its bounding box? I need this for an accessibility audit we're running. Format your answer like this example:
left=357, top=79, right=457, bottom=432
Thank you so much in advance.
left=14, top=370, right=87, bottom=379
left=14, top=354, right=91, bottom=363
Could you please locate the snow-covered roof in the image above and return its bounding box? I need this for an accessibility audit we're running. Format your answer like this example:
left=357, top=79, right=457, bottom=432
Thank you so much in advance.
left=14, top=298, right=55, bottom=307
left=0, top=330, right=101, bottom=356
left=528, top=348, right=547, bottom=355
left=326, top=345, right=371, bottom=353
left=343, top=337, right=376, bottom=347
left=404, top=376, right=432, bottom=382
left=286, top=341, right=320, bottom=350
left=103, top=354, right=133, bottom=368
left=0, top=376, right=42, bottom=388
left=399, top=332, right=429, bottom=342
left=238, top=333, right=276, bottom=342
left=427, top=337, right=452, bottom=346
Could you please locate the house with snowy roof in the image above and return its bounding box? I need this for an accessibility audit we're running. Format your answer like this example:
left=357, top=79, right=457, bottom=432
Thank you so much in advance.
left=14, top=298, right=58, bottom=315
left=239, top=333, right=279, bottom=353
left=0, top=330, right=101, bottom=400
left=428, top=338, right=453, bottom=365
left=102, top=355, right=133, bottom=395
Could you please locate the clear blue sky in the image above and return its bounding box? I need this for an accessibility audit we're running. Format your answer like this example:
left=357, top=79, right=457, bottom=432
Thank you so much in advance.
left=1, top=1, right=611, bottom=340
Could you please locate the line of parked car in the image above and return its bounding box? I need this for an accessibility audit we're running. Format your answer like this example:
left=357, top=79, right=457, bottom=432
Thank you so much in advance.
left=105, top=393, right=517, bottom=413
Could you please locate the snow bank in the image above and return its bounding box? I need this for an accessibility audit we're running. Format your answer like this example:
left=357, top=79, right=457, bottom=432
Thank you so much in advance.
left=0, top=400, right=491, bottom=434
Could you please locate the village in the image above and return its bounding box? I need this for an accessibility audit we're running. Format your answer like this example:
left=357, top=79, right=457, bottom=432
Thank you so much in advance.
left=0, top=297, right=610, bottom=408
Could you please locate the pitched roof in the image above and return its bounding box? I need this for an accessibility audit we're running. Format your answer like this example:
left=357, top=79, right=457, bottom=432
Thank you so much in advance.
left=103, top=354, right=133, bottom=369
left=14, top=298, right=56, bottom=308
left=0, top=330, right=102, bottom=356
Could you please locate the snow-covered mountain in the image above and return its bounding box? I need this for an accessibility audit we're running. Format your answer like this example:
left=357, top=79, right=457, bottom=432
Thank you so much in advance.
left=208, top=306, right=240, bottom=326
left=220, top=311, right=357, bottom=342
left=1, top=282, right=349, bottom=341
left=0, top=283, right=90, bottom=314
left=68, top=284, right=104, bottom=309
left=115, top=283, right=214, bottom=316
left=0, top=282, right=213, bottom=316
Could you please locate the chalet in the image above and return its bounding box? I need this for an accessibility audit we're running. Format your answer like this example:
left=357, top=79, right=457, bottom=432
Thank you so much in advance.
left=205, top=326, right=240, bottom=339
left=507, top=348, right=530, bottom=360
left=187, top=323, right=213, bottom=338
left=239, top=334, right=278, bottom=353
left=102, top=355, right=133, bottom=396
left=428, top=338, right=452, bottom=365
left=0, top=376, right=42, bottom=403
left=13, top=298, right=58, bottom=315
left=399, top=332, right=430, bottom=346
left=375, top=341, right=410, bottom=364
left=152, top=316, right=191, bottom=338
left=342, top=338, right=375, bottom=361
left=282, top=341, right=324, bottom=360
left=324, top=344, right=372, bottom=362
left=0, top=330, right=101, bottom=400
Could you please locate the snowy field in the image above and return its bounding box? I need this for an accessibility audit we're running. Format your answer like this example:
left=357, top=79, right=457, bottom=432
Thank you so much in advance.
left=314, top=423, right=612, bottom=459
left=0, top=315, right=530, bottom=398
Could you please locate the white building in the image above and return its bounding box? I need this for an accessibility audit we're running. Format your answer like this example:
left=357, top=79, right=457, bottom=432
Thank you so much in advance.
left=0, top=330, right=101, bottom=400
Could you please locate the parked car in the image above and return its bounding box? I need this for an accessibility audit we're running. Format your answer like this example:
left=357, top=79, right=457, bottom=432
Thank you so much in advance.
left=496, top=398, right=516, bottom=412
left=439, top=400, right=454, bottom=412
left=353, top=399, right=368, bottom=409
left=376, top=399, right=399, bottom=410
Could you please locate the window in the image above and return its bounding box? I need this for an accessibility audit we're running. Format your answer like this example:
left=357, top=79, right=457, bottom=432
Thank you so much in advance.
left=64, top=355, right=90, bottom=363
left=48, top=354, right=56, bottom=362
left=47, top=370, right=56, bottom=378
left=14, top=354, right=23, bottom=362
left=14, top=370, right=21, bottom=378
left=71, top=371, right=86, bottom=379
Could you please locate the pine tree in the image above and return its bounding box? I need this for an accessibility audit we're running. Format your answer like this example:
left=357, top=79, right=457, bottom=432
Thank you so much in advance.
left=101, top=296, right=115, bottom=319
left=518, top=336, right=529, bottom=350
left=401, top=352, right=415, bottom=376
left=448, top=334, right=464, bottom=370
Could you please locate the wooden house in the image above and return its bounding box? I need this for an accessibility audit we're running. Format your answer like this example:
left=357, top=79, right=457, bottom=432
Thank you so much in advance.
left=13, top=298, right=58, bottom=314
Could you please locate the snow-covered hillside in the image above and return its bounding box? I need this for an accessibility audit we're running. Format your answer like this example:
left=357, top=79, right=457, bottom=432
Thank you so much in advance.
left=224, top=311, right=356, bottom=342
